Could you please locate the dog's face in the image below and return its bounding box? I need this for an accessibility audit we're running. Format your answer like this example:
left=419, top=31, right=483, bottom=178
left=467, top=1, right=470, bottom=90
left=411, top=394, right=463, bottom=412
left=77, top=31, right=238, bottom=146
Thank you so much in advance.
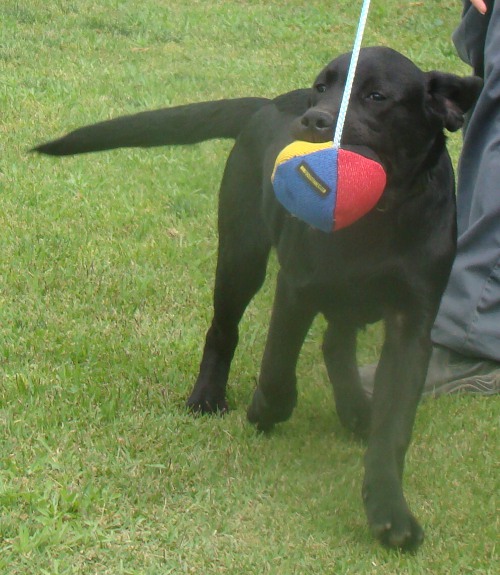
left=294, top=47, right=482, bottom=184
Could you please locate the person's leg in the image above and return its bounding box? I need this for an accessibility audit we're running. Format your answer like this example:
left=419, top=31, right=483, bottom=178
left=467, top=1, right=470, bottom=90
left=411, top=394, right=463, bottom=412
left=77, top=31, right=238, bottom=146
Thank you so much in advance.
left=432, top=0, right=500, bottom=359
left=425, top=1, right=500, bottom=394
left=363, top=2, right=500, bottom=396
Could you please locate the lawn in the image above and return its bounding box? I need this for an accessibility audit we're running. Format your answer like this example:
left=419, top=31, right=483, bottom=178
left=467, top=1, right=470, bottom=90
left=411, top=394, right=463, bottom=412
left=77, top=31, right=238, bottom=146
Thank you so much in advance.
left=1, top=0, right=498, bottom=573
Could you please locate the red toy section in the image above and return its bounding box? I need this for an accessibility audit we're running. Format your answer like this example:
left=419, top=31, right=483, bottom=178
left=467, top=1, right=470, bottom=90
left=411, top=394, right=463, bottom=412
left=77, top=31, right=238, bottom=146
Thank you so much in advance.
left=334, top=148, right=386, bottom=230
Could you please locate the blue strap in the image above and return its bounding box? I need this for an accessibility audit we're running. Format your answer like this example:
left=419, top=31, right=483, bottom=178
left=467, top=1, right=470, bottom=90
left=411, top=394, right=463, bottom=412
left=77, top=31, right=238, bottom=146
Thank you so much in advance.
left=333, top=0, right=372, bottom=150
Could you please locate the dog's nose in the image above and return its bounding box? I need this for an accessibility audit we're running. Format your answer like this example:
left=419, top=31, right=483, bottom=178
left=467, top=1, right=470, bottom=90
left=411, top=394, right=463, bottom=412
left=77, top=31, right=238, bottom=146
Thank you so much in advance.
left=300, top=109, right=334, bottom=133
left=293, top=109, right=335, bottom=142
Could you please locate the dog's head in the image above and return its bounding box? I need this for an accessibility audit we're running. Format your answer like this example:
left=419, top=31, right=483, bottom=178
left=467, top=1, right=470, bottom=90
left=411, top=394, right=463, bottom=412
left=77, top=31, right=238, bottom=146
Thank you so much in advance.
left=293, top=47, right=483, bottom=184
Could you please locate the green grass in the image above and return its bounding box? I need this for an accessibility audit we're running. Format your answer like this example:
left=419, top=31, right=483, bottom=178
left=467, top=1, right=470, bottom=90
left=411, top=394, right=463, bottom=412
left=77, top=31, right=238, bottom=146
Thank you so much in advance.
left=1, top=0, right=498, bottom=573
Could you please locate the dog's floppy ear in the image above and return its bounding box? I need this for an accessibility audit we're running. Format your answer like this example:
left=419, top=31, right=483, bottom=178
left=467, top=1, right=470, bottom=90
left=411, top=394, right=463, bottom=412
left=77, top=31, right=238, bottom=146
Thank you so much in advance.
left=425, top=72, right=483, bottom=132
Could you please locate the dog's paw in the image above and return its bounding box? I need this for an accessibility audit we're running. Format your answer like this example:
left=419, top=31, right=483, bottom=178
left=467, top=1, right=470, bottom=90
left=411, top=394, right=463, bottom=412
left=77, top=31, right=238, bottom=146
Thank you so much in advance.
left=363, top=484, right=424, bottom=551
left=369, top=508, right=424, bottom=551
left=247, top=387, right=276, bottom=432
left=247, top=387, right=296, bottom=432
left=186, top=387, right=228, bottom=415
left=335, top=392, right=371, bottom=440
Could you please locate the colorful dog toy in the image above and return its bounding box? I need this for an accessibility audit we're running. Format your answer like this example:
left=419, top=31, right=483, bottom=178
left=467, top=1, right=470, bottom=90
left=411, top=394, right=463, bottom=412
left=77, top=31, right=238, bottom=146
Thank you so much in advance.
left=272, top=0, right=386, bottom=232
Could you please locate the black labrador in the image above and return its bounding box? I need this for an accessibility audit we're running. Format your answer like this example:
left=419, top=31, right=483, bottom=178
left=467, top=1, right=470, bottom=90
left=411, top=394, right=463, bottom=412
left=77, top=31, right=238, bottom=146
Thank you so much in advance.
left=34, top=47, right=482, bottom=550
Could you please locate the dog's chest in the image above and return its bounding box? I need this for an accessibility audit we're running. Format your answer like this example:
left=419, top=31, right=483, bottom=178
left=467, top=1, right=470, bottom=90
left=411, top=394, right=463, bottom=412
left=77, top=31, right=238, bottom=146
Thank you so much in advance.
left=276, top=213, right=402, bottom=283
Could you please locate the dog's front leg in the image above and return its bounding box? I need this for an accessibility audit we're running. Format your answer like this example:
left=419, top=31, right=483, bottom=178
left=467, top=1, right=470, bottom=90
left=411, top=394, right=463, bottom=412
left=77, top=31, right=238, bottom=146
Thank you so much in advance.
left=186, top=147, right=272, bottom=415
left=247, top=272, right=316, bottom=432
left=362, top=310, right=432, bottom=550
left=186, top=243, right=270, bottom=415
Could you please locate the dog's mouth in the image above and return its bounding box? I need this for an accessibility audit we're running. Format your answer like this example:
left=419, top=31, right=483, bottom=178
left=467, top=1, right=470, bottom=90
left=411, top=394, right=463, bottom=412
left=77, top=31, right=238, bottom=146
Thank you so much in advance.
left=290, top=109, right=394, bottom=184
left=291, top=116, right=388, bottom=171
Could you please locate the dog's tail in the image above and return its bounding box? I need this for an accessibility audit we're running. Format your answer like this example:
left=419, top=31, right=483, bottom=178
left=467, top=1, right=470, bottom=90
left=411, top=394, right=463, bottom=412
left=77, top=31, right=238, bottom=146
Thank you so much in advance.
left=32, top=97, right=270, bottom=156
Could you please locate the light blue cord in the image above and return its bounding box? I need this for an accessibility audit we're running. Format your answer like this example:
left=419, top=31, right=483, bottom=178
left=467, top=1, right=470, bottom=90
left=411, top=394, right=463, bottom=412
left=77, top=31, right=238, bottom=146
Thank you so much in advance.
left=332, top=0, right=372, bottom=150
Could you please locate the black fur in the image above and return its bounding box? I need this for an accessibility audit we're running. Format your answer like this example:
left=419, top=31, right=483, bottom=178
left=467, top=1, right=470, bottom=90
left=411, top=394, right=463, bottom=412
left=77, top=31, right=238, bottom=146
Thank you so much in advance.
left=33, top=97, right=269, bottom=155
left=34, top=47, right=483, bottom=550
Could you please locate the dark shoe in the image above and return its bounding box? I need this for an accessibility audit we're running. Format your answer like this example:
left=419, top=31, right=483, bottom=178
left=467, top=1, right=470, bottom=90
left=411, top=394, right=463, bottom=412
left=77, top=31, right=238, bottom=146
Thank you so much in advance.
left=360, top=345, right=500, bottom=397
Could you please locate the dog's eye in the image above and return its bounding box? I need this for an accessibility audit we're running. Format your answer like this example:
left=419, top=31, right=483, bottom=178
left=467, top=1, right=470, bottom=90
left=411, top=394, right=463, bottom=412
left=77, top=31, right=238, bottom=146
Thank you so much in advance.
left=367, top=92, right=386, bottom=102
left=315, top=83, right=327, bottom=93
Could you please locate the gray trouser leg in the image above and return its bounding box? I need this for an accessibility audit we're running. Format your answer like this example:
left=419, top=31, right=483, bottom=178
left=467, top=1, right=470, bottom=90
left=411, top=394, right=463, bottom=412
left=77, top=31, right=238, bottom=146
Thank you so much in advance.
left=432, top=0, right=500, bottom=362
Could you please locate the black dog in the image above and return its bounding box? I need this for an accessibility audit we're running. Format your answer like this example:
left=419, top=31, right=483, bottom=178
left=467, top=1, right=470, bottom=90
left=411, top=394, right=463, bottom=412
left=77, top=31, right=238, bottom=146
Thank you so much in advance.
left=34, top=47, right=482, bottom=550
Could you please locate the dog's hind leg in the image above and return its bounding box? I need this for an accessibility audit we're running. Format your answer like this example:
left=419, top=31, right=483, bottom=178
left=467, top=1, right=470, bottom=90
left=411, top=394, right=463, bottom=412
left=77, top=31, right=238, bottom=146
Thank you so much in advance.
left=186, top=147, right=271, bottom=415
left=247, top=273, right=316, bottom=432
left=322, top=319, right=371, bottom=439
